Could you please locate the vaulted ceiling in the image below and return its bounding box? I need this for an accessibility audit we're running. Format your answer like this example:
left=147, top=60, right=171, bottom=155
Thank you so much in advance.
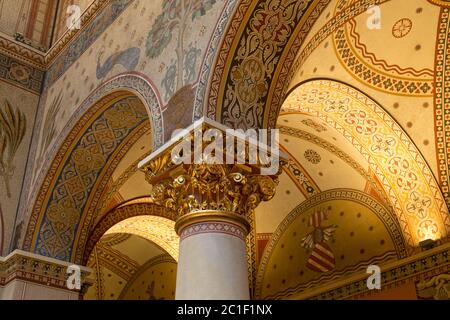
left=84, top=216, right=178, bottom=300
left=3, top=0, right=450, bottom=300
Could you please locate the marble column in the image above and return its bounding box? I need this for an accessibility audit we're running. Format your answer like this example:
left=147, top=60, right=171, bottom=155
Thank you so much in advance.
left=175, top=211, right=250, bottom=300
left=139, top=118, right=284, bottom=300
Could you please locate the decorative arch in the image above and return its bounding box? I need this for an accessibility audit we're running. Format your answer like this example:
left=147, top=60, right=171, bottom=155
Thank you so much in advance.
left=203, top=0, right=387, bottom=129
left=22, top=79, right=159, bottom=262
left=255, top=188, right=408, bottom=299
left=281, top=79, right=450, bottom=247
left=81, top=202, right=176, bottom=265
left=25, top=72, right=163, bottom=222
left=70, top=73, right=164, bottom=148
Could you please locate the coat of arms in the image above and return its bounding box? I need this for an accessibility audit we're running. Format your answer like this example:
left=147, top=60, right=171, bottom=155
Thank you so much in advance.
left=301, top=209, right=338, bottom=273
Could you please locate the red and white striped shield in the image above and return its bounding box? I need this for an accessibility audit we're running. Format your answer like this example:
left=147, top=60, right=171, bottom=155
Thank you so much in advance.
left=306, top=242, right=336, bottom=273
left=303, top=209, right=337, bottom=273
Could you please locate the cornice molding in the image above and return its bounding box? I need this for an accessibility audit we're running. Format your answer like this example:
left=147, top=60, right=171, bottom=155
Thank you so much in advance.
left=0, top=35, right=45, bottom=70
left=0, top=250, right=92, bottom=291
left=279, top=243, right=450, bottom=300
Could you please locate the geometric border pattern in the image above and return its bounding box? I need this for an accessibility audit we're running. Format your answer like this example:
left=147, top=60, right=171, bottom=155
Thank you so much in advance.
left=0, top=35, right=45, bottom=69
left=0, top=53, right=44, bottom=94
left=179, top=221, right=248, bottom=241
left=280, top=144, right=321, bottom=198
left=266, top=0, right=389, bottom=129
left=333, top=19, right=433, bottom=96
left=0, top=0, right=128, bottom=95
left=434, top=7, right=450, bottom=206
left=72, top=122, right=152, bottom=264
left=0, top=250, right=91, bottom=293
left=279, top=124, right=391, bottom=207
left=44, top=0, right=133, bottom=89
left=95, top=153, right=149, bottom=216
left=94, top=242, right=140, bottom=281
left=194, top=0, right=238, bottom=121
left=286, top=0, right=389, bottom=100
left=204, top=0, right=401, bottom=132
left=262, top=251, right=398, bottom=299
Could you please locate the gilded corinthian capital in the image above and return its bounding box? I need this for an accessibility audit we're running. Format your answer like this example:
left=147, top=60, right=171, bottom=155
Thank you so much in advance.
left=138, top=118, right=285, bottom=219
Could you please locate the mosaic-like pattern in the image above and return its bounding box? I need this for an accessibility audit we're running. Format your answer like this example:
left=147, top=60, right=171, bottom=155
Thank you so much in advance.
left=32, top=96, right=148, bottom=261
left=19, top=74, right=163, bottom=255
left=206, top=0, right=320, bottom=129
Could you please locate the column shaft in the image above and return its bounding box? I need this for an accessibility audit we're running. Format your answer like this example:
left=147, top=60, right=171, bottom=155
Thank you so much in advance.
left=175, top=211, right=250, bottom=300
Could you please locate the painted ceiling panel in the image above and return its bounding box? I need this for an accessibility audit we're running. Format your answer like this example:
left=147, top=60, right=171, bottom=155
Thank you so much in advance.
left=351, top=0, right=438, bottom=72
left=278, top=113, right=373, bottom=170
left=281, top=135, right=367, bottom=191
left=256, top=192, right=403, bottom=299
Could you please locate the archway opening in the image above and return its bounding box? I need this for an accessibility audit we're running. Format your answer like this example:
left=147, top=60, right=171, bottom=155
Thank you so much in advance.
left=83, top=215, right=178, bottom=300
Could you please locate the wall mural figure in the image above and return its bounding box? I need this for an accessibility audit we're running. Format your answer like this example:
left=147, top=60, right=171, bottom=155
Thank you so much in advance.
left=301, top=209, right=338, bottom=273
left=0, top=99, right=26, bottom=198
left=96, top=46, right=141, bottom=81
left=146, top=0, right=217, bottom=99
